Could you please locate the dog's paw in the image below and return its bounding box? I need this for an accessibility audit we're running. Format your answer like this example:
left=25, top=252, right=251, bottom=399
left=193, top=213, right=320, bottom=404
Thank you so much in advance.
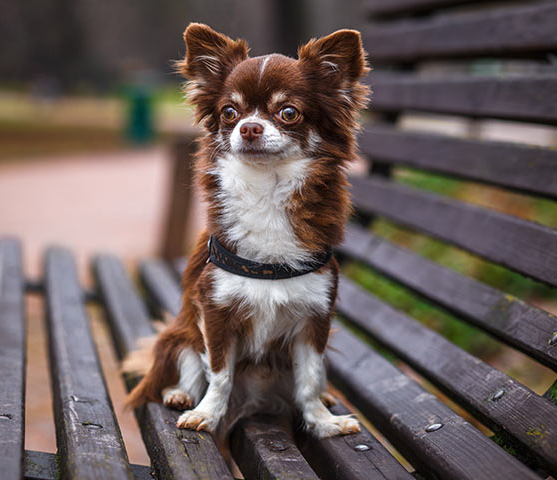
left=310, top=414, right=361, bottom=438
left=176, top=410, right=216, bottom=432
left=320, top=392, right=338, bottom=408
left=162, top=388, right=192, bottom=411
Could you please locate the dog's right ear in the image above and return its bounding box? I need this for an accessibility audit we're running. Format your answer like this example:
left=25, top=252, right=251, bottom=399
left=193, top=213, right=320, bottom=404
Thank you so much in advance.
left=180, top=23, right=248, bottom=83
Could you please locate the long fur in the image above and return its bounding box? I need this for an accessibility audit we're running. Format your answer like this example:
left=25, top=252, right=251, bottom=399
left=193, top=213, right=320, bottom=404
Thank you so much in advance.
left=126, top=23, right=370, bottom=438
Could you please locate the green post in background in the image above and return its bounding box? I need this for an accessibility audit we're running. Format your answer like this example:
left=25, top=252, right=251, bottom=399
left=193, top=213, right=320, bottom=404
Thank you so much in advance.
left=125, top=86, right=154, bottom=144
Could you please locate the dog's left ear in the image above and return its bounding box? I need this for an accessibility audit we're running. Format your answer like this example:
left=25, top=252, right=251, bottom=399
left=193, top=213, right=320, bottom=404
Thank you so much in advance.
left=298, top=29, right=369, bottom=83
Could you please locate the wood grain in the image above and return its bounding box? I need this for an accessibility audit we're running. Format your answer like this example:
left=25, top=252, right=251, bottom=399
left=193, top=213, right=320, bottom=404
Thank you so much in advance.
left=230, top=415, right=320, bottom=480
left=0, top=239, right=25, bottom=480
left=23, top=450, right=154, bottom=480
left=297, top=402, right=413, bottom=480
left=370, top=73, right=557, bottom=124
left=327, top=323, right=539, bottom=479
left=366, top=3, right=557, bottom=62
left=336, top=275, right=557, bottom=472
left=360, top=123, right=557, bottom=199
left=92, top=255, right=233, bottom=480
left=350, top=175, right=557, bottom=287
left=44, top=247, right=133, bottom=480
left=339, top=223, right=557, bottom=370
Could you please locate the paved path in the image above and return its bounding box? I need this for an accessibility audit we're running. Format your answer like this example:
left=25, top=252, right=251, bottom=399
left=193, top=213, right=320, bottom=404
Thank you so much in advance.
left=1, top=147, right=178, bottom=278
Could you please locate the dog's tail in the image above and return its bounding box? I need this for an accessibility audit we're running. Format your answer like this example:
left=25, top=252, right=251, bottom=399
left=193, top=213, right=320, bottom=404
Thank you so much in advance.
left=122, top=335, right=178, bottom=408
left=123, top=335, right=159, bottom=409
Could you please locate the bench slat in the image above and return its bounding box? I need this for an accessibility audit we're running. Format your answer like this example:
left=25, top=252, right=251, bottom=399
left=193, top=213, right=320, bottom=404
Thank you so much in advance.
left=44, top=247, right=133, bottom=480
left=139, top=259, right=323, bottom=480
left=337, top=275, right=557, bottom=471
left=327, top=323, right=539, bottom=479
left=139, top=260, right=182, bottom=317
left=371, top=73, right=557, bottom=124
left=92, top=255, right=233, bottom=480
left=23, top=450, right=154, bottom=480
left=231, top=415, right=320, bottom=480
left=360, top=124, right=557, bottom=199
left=366, top=3, right=557, bottom=63
left=297, top=402, right=413, bottom=480
left=351, top=175, right=557, bottom=287
left=0, top=239, right=25, bottom=480
left=367, top=0, right=480, bottom=17
left=339, top=224, right=557, bottom=370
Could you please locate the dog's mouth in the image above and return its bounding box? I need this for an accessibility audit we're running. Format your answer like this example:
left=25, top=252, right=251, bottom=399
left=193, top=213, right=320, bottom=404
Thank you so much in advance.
left=236, top=145, right=283, bottom=157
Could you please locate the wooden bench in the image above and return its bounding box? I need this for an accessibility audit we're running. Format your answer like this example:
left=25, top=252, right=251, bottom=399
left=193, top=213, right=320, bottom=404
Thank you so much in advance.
left=2, top=0, right=557, bottom=478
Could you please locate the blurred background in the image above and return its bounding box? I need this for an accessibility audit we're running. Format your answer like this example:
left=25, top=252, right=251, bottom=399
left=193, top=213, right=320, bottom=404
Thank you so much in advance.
left=1, top=0, right=557, bottom=470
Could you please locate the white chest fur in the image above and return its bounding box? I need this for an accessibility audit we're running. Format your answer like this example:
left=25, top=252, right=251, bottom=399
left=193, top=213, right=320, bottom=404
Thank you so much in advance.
left=214, top=153, right=313, bottom=267
left=211, top=154, right=333, bottom=361
left=212, top=268, right=333, bottom=361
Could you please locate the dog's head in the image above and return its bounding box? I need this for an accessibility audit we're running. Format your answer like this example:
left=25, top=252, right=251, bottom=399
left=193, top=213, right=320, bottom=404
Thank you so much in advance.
left=178, top=23, right=370, bottom=164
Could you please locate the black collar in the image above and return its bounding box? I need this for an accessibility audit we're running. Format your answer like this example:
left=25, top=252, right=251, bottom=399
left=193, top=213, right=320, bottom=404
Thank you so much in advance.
left=207, top=235, right=332, bottom=280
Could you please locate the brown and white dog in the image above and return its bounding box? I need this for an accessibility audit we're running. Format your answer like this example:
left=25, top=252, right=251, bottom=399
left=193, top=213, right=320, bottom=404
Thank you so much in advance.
left=126, top=23, right=370, bottom=439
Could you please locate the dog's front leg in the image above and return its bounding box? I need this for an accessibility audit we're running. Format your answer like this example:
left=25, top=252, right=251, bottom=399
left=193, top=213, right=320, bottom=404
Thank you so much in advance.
left=176, top=341, right=236, bottom=432
left=293, top=337, right=360, bottom=438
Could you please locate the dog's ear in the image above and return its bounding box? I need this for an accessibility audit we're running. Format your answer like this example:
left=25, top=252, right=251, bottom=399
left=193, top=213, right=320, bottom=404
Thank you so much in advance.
left=177, top=23, right=248, bottom=130
left=181, top=23, right=248, bottom=82
left=298, top=29, right=369, bottom=84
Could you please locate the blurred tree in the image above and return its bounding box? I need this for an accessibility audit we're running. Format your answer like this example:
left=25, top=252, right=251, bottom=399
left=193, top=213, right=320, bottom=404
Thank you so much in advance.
left=0, top=0, right=361, bottom=91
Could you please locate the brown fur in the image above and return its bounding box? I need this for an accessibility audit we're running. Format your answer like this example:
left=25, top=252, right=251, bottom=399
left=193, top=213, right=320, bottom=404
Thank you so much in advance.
left=126, top=23, right=369, bottom=412
left=126, top=231, right=208, bottom=408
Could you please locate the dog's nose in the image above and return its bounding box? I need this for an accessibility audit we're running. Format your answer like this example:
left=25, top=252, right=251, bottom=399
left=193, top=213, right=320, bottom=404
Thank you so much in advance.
left=240, top=122, right=264, bottom=141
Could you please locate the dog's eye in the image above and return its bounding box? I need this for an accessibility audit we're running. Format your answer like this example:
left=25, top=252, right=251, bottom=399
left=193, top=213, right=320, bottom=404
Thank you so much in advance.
left=221, top=106, right=238, bottom=122
left=279, top=107, right=300, bottom=123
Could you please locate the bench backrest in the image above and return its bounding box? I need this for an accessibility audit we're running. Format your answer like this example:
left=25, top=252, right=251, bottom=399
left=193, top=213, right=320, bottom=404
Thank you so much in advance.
left=331, top=0, right=557, bottom=476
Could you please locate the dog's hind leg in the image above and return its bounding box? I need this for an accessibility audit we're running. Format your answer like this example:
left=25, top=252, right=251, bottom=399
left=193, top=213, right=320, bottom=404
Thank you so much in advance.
left=162, top=347, right=207, bottom=410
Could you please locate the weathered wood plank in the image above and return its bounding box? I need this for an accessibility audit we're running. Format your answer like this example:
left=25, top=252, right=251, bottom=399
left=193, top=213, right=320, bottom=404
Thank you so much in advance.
left=339, top=223, right=557, bottom=370
left=371, top=73, right=557, bottom=124
left=360, top=123, right=557, bottom=199
left=351, top=175, right=557, bottom=287
left=297, top=402, right=413, bottom=480
left=139, top=259, right=182, bottom=317
left=0, top=239, right=25, bottom=480
left=140, top=259, right=320, bottom=479
left=367, top=0, right=480, bottom=17
left=327, top=323, right=539, bottom=479
left=23, top=450, right=154, bottom=480
left=336, top=275, right=557, bottom=472
left=43, top=247, right=133, bottom=480
left=92, top=254, right=233, bottom=480
left=366, top=3, right=557, bottom=62
left=24, top=450, right=58, bottom=480
left=230, top=415, right=320, bottom=480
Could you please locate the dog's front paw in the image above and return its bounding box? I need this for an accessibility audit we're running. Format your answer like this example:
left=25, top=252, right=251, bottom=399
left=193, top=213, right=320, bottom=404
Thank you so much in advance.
left=309, top=414, right=361, bottom=438
left=176, top=410, right=217, bottom=432
left=162, top=388, right=192, bottom=411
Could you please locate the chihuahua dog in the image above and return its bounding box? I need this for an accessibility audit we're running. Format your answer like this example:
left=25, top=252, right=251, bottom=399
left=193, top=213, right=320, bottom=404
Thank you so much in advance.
left=126, top=23, right=370, bottom=439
